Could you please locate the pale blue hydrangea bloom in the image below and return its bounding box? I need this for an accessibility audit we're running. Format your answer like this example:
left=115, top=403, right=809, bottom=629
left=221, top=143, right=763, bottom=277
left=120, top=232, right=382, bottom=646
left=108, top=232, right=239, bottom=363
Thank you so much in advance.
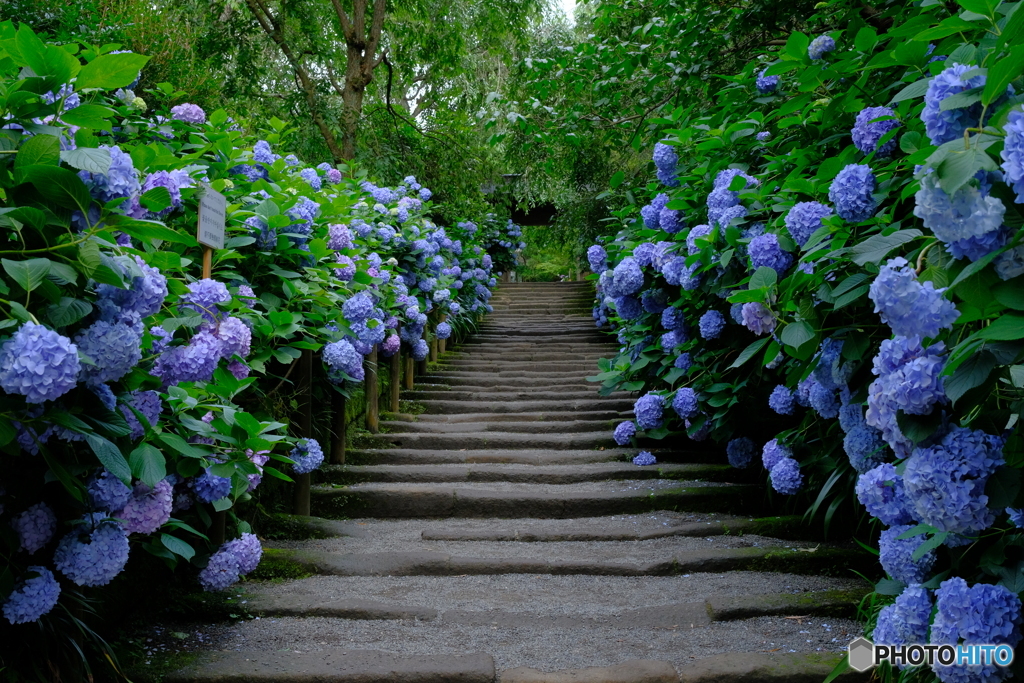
left=698, top=310, right=726, bottom=339
left=198, top=545, right=241, bottom=591
left=412, top=339, right=429, bottom=361
left=435, top=322, right=452, bottom=340
left=844, top=423, right=887, bottom=473
left=770, top=457, right=802, bottom=494
left=829, top=164, right=877, bottom=222
left=612, top=257, right=644, bottom=296
left=922, top=64, right=987, bottom=146
left=756, top=131, right=771, bottom=142
left=74, top=320, right=143, bottom=385
left=224, top=532, right=262, bottom=575
left=1002, top=108, right=1024, bottom=203
left=784, top=202, right=832, bottom=247
left=931, top=578, right=1022, bottom=683
left=653, top=142, right=679, bottom=187
left=914, top=171, right=1005, bottom=260
left=634, top=393, right=665, bottom=430
left=672, top=388, right=699, bottom=419
left=191, top=470, right=231, bottom=505
left=659, top=205, right=685, bottom=233
left=290, top=439, right=324, bottom=475
left=869, top=257, right=959, bottom=339
left=872, top=584, right=932, bottom=651
left=613, top=421, right=636, bottom=446
left=880, top=525, right=936, bottom=584
left=587, top=245, right=607, bottom=273
left=748, top=233, right=793, bottom=274
left=323, top=339, right=364, bottom=383
left=78, top=145, right=140, bottom=203
left=299, top=167, right=322, bottom=190
left=768, top=386, right=794, bottom=415
left=633, top=451, right=657, bottom=466
left=755, top=68, right=778, bottom=94
left=762, top=439, right=791, bottom=471
left=808, top=35, right=835, bottom=60
left=170, top=103, right=206, bottom=124
left=182, top=279, right=231, bottom=322
left=0, top=322, right=80, bottom=403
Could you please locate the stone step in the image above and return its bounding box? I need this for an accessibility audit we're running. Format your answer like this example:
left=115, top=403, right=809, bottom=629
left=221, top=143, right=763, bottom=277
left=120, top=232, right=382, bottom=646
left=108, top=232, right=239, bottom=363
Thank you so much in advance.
left=345, top=448, right=631, bottom=465
left=402, top=390, right=621, bottom=403
left=422, top=369, right=609, bottom=379
left=320, top=462, right=732, bottom=485
left=378, top=419, right=614, bottom=435
left=374, top=430, right=617, bottom=450
left=409, top=411, right=624, bottom=423
left=416, top=376, right=606, bottom=389
left=417, top=398, right=635, bottom=415
left=310, top=480, right=757, bottom=518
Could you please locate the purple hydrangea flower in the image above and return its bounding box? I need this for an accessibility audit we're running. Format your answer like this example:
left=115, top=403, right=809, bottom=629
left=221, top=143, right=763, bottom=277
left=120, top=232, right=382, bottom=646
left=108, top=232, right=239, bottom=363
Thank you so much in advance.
left=120, top=390, right=162, bottom=440
left=88, top=470, right=133, bottom=512
left=153, top=330, right=222, bottom=385
left=633, top=451, right=657, bottom=466
left=412, top=338, right=429, bottom=361
left=698, top=310, right=726, bottom=339
left=0, top=322, right=80, bottom=403
left=852, top=106, right=900, bottom=157
left=748, top=233, right=793, bottom=274
left=828, top=164, right=877, bottom=222
left=214, top=317, right=251, bottom=359
left=634, top=393, right=665, bottom=430
left=2, top=566, right=61, bottom=624
left=342, top=292, right=375, bottom=323
left=672, top=388, right=698, bottom=419
left=328, top=224, right=354, bottom=250
left=117, top=479, right=173, bottom=534
left=784, top=202, right=832, bottom=247
left=381, top=334, right=401, bottom=357
left=290, top=438, right=324, bottom=474
left=11, top=502, right=57, bottom=554
left=170, top=103, right=206, bottom=124
left=762, top=439, right=791, bottom=471
left=755, top=68, right=779, bottom=94
left=903, top=426, right=1004, bottom=535
left=869, top=257, right=959, bottom=339
left=726, top=437, right=756, bottom=469
left=1002, top=108, right=1024, bottom=203
left=741, top=302, right=775, bottom=335
left=224, top=532, right=262, bottom=575
left=54, top=513, right=130, bottom=586
left=808, top=35, right=835, bottom=60
left=182, top=279, right=231, bottom=322
left=253, top=141, right=275, bottom=164
left=922, top=64, right=987, bottom=146
left=74, top=320, right=142, bottom=385
left=856, top=464, right=915, bottom=526
left=132, top=169, right=191, bottom=217
left=769, top=457, right=802, bottom=494
left=78, top=145, right=140, bottom=203
left=768, top=386, right=794, bottom=415
left=613, top=421, right=636, bottom=446
left=327, top=168, right=342, bottom=184
left=587, top=245, right=608, bottom=273
left=199, top=545, right=241, bottom=591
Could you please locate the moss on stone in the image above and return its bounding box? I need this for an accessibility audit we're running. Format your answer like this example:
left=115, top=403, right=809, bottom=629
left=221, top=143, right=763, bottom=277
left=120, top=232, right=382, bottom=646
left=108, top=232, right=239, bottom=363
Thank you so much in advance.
left=247, top=548, right=313, bottom=581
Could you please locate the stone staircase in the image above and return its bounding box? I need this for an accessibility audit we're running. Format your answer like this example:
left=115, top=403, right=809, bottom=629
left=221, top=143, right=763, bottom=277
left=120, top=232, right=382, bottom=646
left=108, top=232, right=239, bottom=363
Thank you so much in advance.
left=169, top=282, right=869, bottom=683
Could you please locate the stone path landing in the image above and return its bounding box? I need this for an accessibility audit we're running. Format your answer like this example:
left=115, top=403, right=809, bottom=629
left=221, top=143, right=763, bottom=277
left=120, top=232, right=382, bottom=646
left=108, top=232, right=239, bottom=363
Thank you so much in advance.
left=171, top=282, right=868, bottom=683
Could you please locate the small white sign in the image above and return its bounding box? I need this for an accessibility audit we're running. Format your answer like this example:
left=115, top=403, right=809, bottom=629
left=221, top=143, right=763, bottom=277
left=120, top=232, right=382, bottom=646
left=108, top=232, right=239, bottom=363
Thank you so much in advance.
left=197, top=186, right=226, bottom=250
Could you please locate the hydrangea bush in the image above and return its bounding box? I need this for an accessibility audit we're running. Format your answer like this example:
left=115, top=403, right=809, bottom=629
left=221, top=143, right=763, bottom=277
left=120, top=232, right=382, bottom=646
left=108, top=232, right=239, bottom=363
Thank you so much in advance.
left=0, top=22, right=509, bottom=654
left=586, top=1, right=1024, bottom=679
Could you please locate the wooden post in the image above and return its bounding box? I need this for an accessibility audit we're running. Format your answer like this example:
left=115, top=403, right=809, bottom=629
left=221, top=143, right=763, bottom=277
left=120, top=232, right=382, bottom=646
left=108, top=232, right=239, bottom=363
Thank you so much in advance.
left=293, top=349, right=313, bottom=516
left=429, top=336, right=438, bottom=363
left=365, top=346, right=379, bottom=434
left=390, top=350, right=401, bottom=413
left=202, top=247, right=213, bottom=279
left=331, top=390, right=346, bottom=465
left=417, top=357, right=427, bottom=377
left=204, top=246, right=227, bottom=538
left=404, top=355, right=414, bottom=390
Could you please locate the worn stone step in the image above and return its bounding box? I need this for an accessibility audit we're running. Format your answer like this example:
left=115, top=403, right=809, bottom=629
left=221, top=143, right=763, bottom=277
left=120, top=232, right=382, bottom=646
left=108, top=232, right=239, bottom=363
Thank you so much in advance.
left=345, top=448, right=630, bottom=465
left=423, top=369, right=608, bottom=379
left=502, top=660, right=678, bottom=683
left=676, top=652, right=869, bottom=683
left=310, top=480, right=756, bottom=518
left=409, top=411, right=623, bottom=424
left=403, top=390, right=622, bottom=403
left=418, top=399, right=634, bottom=415
left=374, top=430, right=617, bottom=450
left=168, top=650, right=495, bottom=683
left=379, top=420, right=614, bottom=435
left=320, top=463, right=732, bottom=485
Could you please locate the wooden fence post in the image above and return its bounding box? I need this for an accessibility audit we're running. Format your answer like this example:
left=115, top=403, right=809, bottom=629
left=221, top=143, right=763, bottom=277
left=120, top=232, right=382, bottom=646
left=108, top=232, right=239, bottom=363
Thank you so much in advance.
left=390, top=350, right=401, bottom=413
left=404, top=354, right=415, bottom=390
left=366, top=345, right=379, bottom=433
left=293, top=348, right=313, bottom=516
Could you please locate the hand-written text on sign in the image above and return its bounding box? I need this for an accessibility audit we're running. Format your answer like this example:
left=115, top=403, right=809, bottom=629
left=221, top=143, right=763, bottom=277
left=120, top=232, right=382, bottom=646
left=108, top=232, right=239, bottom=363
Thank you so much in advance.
left=197, top=186, right=227, bottom=250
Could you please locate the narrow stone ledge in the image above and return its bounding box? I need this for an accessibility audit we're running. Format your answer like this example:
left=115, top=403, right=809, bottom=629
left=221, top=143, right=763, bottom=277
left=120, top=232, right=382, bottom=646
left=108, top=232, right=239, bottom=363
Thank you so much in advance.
left=500, top=660, right=679, bottom=683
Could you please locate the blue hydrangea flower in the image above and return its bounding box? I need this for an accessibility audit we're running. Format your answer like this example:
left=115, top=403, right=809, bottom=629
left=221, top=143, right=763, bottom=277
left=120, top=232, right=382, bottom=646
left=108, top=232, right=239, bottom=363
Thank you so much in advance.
left=0, top=322, right=80, bottom=403
left=96, top=256, right=168, bottom=324
left=199, top=544, right=241, bottom=591
left=299, top=167, right=321, bottom=190
left=808, top=35, right=835, bottom=60
left=640, top=289, right=668, bottom=314
left=633, top=451, right=657, bottom=466
left=880, top=525, right=936, bottom=584
left=914, top=170, right=1006, bottom=260
left=290, top=438, right=324, bottom=474
left=698, top=310, right=726, bottom=339
left=770, top=457, right=802, bottom=494
left=755, top=68, right=779, bottom=94
left=1009, top=507, right=1024, bottom=529
left=844, top=424, right=888, bottom=473
left=120, top=390, right=162, bottom=440
left=224, top=532, right=262, bottom=575
left=153, top=330, right=222, bottom=386
left=672, top=388, right=698, bottom=419
left=748, top=233, right=793, bottom=274
left=713, top=168, right=758, bottom=191
left=11, top=502, right=57, bottom=554
left=74, top=320, right=143, bottom=385
left=78, top=145, right=140, bottom=203
left=784, top=202, right=832, bottom=247
left=191, top=469, right=231, bottom=505
left=130, top=169, right=191, bottom=218
left=54, top=513, right=130, bottom=586
left=323, top=339, right=364, bottom=383
left=852, top=106, right=900, bottom=157
left=613, top=421, right=636, bottom=446
left=741, top=302, right=775, bottom=335
left=756, top=131, right=771, bottom=142
left=612, top=257, right=644, bottom=296
left=829, top=164, right=877, bottom=222
left=1002, top=108, right=1024, bottom=203
left=922, top=64, right=988, bottom=146
left=435, top=322, right=452, bottom=340
left=866, top=338, right=946, bottom=457
left=343, top=292, right=376, bottom=323
left=768, top=386, right=794, bottom=415
left=634, top=393, right=665, bottom=430
left=869, top=257, right=959, bottom=339
left=181, top=279, right=230, bottom=322
left=658, top=206, right=685, bottom=234
left=931, top=578, right=1023, bottom=683
left=412, top=339, right=429, bottom=361
left=88, top=470, right=132, bottom=512
left=653, top=142, right=679, bottom=187
left=706, top=188, right=740, bottom=228
left=856, top=464, right=915, bottom=526
left=873, top=585, right=932, bottom=649
left=615, top=296, right=643, bottom=320
left=118, top=479, right=173, bottom=534
left=352, top=318, right=386, bottom=346
left=761, top=439, right=791, bottom=472
left=903, top=426, right=1004, bottom=535
left=2, top=566, right=61, bottom=625
left=587, top=245, right=607, bottom=273
left=662, top=307, right=686, bottom=331
left=674, top=353, right=692, bottom=373
left=726, top=437, right=756, bottom=469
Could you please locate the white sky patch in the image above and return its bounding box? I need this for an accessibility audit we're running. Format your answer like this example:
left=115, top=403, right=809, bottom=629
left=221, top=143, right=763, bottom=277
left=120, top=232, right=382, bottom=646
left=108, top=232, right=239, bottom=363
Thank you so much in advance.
left=560, top=0, right=576, bottom=24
